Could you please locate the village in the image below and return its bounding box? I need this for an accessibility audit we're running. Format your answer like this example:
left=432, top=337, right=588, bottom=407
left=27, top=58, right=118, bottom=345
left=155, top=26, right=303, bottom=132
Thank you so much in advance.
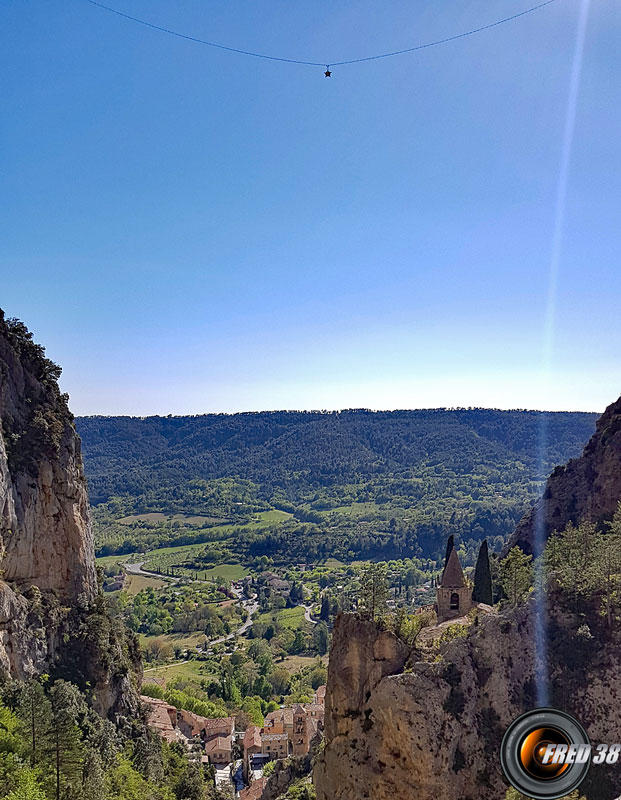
left=138, top=537, right=494, bottom=797
left=142, top=684, right=326, bottom=797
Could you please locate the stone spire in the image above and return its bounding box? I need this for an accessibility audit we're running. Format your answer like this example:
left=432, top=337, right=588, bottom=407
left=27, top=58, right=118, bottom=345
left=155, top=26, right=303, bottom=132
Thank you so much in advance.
left=440, top=547, right=466, bottom=588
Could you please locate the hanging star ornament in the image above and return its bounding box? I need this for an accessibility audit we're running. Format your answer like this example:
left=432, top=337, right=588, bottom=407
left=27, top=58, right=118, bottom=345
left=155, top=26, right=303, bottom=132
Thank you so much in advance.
left=324, top=66, right=332, bottom=77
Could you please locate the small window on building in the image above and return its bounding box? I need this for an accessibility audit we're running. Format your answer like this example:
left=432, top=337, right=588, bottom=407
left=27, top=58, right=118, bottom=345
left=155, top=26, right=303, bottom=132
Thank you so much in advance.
left=450, top=592, right=459, bottom=610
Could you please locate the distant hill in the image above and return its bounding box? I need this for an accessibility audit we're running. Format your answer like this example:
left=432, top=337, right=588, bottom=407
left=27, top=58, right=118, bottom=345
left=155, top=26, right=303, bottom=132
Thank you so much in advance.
left=76, top=409, right=597, bottom=563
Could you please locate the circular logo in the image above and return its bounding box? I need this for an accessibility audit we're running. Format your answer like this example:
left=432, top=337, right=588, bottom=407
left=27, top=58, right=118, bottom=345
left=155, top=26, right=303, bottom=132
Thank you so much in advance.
left=501, top=708, right=591, bottom=800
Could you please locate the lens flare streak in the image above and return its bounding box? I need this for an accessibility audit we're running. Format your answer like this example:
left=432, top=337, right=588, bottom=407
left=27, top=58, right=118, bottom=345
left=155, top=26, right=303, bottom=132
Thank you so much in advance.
left=534, top=0, right=591, bottom=709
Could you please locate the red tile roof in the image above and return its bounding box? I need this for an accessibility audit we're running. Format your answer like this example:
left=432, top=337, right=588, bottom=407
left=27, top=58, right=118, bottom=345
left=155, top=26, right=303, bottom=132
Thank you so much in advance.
left=244, top=725, right=262, bottom=751
left=265, top=708, right=293, bottom=726
left=204, top=735, right=233, bottom=754
left=240, top=778, right=267, bottom=800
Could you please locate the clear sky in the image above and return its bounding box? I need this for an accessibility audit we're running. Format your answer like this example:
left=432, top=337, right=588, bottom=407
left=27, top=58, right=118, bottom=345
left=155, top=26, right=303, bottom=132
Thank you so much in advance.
left=2, top=0, right=619, bottom=415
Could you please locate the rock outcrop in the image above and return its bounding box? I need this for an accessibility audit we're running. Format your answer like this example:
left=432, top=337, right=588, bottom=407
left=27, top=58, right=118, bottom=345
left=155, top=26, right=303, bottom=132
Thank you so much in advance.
left=508, top=394, right=621, bottom=555
left=0, top=311, right=139, bottom=718
left=315, top=397, right=621, bottom=800
left=260, top=749, right=316, bottom=800
left=0, top=313, right=96, bottom=599
left=315, top=606, right=621, bottom=800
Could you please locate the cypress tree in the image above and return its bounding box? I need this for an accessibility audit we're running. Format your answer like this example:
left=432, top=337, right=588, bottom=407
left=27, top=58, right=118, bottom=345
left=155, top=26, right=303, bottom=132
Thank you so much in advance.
left=472, top=539, right=493, bottom=605
left=442, top=535, right=455, bottom=575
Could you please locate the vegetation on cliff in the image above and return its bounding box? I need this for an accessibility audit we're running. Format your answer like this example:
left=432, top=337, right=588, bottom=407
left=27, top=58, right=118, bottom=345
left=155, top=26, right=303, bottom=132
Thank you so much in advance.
left=315, top=506, right=621, bottom=800
left=0, top=311, right=70, bottom=475
left=0, top=676, right=233, bottom=800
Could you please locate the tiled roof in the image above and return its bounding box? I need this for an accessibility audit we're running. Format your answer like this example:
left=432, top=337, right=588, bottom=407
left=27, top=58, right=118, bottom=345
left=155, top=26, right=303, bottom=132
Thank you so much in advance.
left=178, top=710, right=234, bottom=736
left=240, top=778, right=267, bottom=800
left=266, top=708, right=293, bottom=726
left=204, top=715, right=235, bottom=731
left=204, top=735, right=233, bottom=753
left=140, top=695, right=173, bottom=708
left=244, top=725, right=262, bottom=750
left=141, top=697, right=184, bottom=744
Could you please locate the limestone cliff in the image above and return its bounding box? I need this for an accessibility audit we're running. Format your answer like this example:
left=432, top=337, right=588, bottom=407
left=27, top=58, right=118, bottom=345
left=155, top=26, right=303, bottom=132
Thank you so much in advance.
left=315, top=396, right=621, bottom=800
left=315, top=606, right=621, bottom=800
left=0, top=315, right=96, bottom=600
left=0, top=311, right=140, bottom=718
left=508, top=394, right=621, bottom=555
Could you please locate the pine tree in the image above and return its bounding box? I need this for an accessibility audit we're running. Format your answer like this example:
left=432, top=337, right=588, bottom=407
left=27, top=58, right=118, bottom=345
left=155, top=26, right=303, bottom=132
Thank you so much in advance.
left=18, top=681, right=50, bottom=770
left=472, top=539, right=493, bottom=605
left=499, top=547, right=533, bottom=607
left=358, top=563, right=389, bottom=622
left=319, top=595, right=331, bottom=621
left=43, top=682, right=84, bottom=800
left=545, top=521, right=602, bottom=612
left=82, top=750, right=105, bottom=800
left=175, top=765, right=205, bottom=800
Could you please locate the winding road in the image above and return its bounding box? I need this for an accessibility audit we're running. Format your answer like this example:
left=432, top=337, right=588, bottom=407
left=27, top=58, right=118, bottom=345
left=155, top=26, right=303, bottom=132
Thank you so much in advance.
left=303, top=604, right=317, bottom=626
left=207, top=588, right=259, bottom=648
left=125, top=560, right=179, bottom=582
left=124, top=560, right=313, bottom=650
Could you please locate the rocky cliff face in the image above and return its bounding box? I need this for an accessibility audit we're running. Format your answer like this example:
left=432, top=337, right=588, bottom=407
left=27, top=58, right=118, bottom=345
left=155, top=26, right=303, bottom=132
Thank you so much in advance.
left=0, top=323, right=96, bottom=599
left=315, top=607, right=621, bottom=800
left=0, top=311, right=139, bottom=718
left=508, top=394, right=621, bottom=555
left=315, top=397, right=621, bottom=800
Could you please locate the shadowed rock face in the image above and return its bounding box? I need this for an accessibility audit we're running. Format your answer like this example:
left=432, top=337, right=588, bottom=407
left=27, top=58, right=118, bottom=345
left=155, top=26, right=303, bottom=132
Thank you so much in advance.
left=315, top=609, right=621, bottom=800
left=507, top=395, right=621, bottom=556
left=0, top=315, right=96, bottom=599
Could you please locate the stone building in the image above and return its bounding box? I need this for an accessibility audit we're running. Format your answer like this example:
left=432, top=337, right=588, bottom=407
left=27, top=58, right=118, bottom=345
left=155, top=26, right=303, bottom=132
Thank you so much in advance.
left=242, top=725, right=262, bottom=781
left=204, top=735, right=233, bottom=765
left=261, top=732, right=289, bottom=759
left=435, top=546, right=472, bottom=622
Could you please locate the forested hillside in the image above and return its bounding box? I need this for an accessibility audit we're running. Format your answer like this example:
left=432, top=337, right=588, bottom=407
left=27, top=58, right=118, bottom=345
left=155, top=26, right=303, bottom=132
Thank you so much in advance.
left=77, top=410, right=596, bottom=564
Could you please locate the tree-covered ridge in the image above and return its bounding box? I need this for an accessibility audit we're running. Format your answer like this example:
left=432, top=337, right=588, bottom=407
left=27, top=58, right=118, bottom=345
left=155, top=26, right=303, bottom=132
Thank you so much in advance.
left=77, top=410, right=596, bottom=504
left=79, top=410, right=596, bottom=562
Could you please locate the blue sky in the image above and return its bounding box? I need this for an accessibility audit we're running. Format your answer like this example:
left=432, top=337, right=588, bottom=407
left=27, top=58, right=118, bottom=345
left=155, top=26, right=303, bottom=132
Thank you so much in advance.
left=2, top=0, right=619, bottom=415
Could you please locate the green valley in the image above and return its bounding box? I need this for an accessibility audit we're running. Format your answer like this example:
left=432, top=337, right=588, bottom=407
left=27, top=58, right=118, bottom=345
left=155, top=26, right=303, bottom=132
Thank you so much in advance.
left=79, top=410, right=596, bottom=568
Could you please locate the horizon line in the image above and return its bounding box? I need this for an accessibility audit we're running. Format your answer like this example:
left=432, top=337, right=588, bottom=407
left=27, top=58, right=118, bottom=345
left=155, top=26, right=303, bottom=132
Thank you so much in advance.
left=74, top=404, right=603, bottom=419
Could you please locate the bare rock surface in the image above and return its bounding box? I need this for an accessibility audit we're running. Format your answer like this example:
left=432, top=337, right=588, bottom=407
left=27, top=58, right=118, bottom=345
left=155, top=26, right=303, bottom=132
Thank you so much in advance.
left=0, top=317, right=96, bottom=598
left=0, top=312, right=139, bottom=718
left=508, top=395, right=621, bottom=555
left=315, top=607, right=621, bottom=800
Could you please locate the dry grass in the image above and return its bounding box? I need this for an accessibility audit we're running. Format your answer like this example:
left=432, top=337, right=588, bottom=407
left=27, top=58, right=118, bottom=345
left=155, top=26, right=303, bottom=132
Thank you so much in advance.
left=142, top=659, right=209, bottom=686
left=278, top=654, right=328, bottom=673
left=124, top=574, right=168, bottom=595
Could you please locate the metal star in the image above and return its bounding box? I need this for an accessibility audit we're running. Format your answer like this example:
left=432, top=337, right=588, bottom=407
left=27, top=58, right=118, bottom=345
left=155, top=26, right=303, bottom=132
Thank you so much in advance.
left=324, top=67, right=332, bottom=77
